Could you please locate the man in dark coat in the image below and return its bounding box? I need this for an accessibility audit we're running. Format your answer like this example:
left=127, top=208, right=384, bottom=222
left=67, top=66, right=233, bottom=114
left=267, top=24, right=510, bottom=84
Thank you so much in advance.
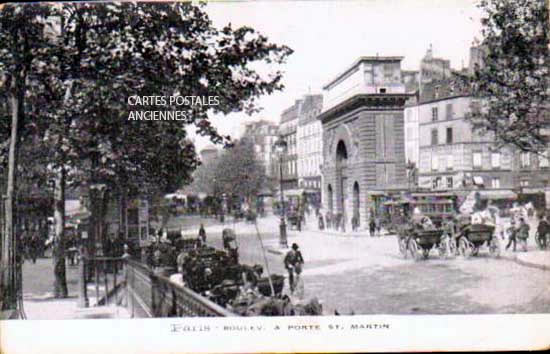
left=537, top=215, right=549, bottom=249
left=198, top=224, right=206, bottom=244
left=283, top=243, right=304, bottom=295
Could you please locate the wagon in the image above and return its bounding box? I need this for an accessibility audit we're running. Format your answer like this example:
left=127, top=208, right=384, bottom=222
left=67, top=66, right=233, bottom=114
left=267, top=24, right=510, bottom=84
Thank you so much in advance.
left=456, top=223, right=499, bottom=258
left=398, top=226, right=447, bottom=261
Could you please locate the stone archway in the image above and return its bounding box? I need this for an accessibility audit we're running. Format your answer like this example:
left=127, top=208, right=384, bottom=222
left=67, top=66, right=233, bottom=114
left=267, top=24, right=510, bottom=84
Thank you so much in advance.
left=335, top=140, right=348, bottom=231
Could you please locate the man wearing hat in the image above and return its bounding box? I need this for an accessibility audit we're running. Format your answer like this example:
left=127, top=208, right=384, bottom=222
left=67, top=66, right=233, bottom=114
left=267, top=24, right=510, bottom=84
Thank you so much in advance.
left=505, top=219, right=518, bottom=252
left=284, top=243, right=304, bottom=294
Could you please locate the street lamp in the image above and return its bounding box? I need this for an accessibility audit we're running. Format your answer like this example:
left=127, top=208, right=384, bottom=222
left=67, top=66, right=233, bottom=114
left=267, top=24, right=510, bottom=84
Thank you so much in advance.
left=274, top=136, right=288, bottom=248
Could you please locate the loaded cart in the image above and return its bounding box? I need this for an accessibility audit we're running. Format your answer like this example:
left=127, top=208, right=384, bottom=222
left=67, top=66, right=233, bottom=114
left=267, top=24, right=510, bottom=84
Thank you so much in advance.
left=397, top=224, right=447, bottom=261
left=456, top=223, right=500, bottom=258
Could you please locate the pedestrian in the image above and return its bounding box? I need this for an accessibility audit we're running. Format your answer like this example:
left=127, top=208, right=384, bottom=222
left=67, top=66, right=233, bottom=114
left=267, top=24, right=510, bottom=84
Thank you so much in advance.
left=318, top=214, right=325, bottom=231
left=537, top=215, right=549, bottom=249
left=517, top=217, right=530, bottom=252
left=369, top=217, right=376, bottom=237
left=505, top=220, right=517, bottom=252
left=375, top=216, right=381, bottom=236
left=284, top=243, right=304, bottom=295
left=198, top=223, right=206, bottom=244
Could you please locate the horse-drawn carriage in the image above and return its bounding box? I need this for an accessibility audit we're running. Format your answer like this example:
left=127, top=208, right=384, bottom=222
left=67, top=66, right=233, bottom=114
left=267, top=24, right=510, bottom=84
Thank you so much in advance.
left=388, top=192, right=458, bottom=261
left=396, top=219, right=449, bottom=261
left=456, top=223, right=500, bottom=258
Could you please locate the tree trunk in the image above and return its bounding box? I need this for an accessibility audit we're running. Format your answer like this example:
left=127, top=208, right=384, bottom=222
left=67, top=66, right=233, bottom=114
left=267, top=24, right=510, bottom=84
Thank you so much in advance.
left=53, top=166, right=68, bottom=298
left=119, top=186, right=127, bottom=239
left=1, top=85, right=23, bottom=311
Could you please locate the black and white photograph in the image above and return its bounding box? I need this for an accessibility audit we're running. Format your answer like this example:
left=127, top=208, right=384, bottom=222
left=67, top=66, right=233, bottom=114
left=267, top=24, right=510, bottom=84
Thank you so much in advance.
left=0, top=0, right=549, bottom=352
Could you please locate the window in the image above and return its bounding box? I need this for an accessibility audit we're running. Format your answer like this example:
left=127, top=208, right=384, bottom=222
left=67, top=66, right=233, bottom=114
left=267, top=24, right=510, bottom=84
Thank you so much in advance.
left=473, top=152, right=482, bottom=168
left=433, top=177, right=442, bottom=189
left=540, top=151, right=549, bottom=168
left=491, top=152, right=501, bottom=168
left=446, top=177, right=453, bottom=189
left=432, top=107, right=438, bottom=121
left=431, top=129, right=438, bottom=145
left=447, top=155, right=454, bottom=170
left=520, top=152, right=530, bottom=168
left=446, top=127, right=453, bottom=144
left=491, top=178, right=500, bottom=189
left=520, top=180, right=530, bottom=187
left=446, top=104, right=453, bottom=119
left=431, top=155, right=439, bottom=171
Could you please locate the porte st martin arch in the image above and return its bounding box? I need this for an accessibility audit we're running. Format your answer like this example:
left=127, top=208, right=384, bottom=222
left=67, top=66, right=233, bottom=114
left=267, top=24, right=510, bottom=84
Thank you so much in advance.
left=319, top=57, right=411, bottom=232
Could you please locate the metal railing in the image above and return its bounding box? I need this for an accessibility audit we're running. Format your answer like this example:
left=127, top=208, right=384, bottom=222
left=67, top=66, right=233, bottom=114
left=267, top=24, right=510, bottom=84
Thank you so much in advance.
left=124, top=258, right=236, bottom=318
left=81, top=256, right=125, bottom=307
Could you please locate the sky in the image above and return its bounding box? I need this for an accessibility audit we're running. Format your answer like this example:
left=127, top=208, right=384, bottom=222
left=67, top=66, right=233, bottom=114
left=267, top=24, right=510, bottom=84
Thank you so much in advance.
left=189, top=0, right=483, bottom=151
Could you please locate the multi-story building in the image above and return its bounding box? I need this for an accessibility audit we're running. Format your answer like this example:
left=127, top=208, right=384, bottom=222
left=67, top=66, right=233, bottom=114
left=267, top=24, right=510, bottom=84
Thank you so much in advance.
left=297, top=94, right=324, bottom=190
left=404, top=103, right=420, bottom=167
left=241, top=120, right=279, bottom=177
left=419, top=45, right=451, bottom=97
left=319, top=56, right=410, bottom=231
left=402, top=70, right=420, bottom=94
left=279, top=100, right=301, bottom=191
left=296, top=94, right=324, bottom=209
left=417, top=79, right=550, bottom=193
left=415, top=47, right=550, bottom=194
left=199, top=145, right=219, bottom=165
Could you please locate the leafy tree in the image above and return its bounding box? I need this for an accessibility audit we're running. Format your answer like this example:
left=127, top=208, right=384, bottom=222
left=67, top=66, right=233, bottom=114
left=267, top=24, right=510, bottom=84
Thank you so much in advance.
left=191, top=139, right=270, bottom=206
left=0, top=5, right=56, bottom=307
left=1, top=2, right=292, bottom=298
left=468, top=0, right=550, bottom=153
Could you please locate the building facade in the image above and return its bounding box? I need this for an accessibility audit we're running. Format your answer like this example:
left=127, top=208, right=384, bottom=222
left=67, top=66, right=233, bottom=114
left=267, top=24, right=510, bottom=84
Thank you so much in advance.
left=199, top=145, right=219, bottom=165
left=297, top=94, right=324, bottom=191
left=415, top=48, right=550, bottom=194
left=417, top=92, right=550, bottom=192
left=319, top=56, right=410, bottom=231
left=419, top=45, right=451, bottom=97
left=279, top=100, right=300, bottom=191
left=241, top=120, right=279, bottom=177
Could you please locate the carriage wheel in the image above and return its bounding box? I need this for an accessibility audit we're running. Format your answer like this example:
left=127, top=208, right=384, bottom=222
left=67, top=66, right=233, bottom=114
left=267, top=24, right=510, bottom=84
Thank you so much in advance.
left=458, top=238, right=472, bottom=258
left=408, top=239, right=421, bottom=261
left=398, top=237, right=408, bottom=258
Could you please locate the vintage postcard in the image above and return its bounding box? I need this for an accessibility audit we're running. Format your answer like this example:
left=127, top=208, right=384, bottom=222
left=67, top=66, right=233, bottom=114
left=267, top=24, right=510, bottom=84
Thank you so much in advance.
left=1, top=0, right=549, bottom=353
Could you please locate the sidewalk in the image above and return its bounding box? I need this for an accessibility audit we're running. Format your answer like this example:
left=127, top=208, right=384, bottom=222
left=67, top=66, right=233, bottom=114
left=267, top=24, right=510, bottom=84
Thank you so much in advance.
left=23, top=295, right=130, bottom=320
left=501, top=250, right=550, bottom=271
left=19, top=258, right=130, bottom=320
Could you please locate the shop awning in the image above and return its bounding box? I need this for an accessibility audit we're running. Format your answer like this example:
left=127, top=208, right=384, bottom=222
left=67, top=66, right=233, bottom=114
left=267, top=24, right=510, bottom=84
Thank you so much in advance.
left=275, top=189, right=305, bottom=197
left=473, top=176, right=484, bottom=185
left=477, top=190, right=517, bottom=200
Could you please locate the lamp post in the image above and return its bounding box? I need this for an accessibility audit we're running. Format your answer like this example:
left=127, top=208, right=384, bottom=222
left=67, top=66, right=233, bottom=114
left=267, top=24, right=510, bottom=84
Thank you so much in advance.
left=274, top=136, right=288, bottom=248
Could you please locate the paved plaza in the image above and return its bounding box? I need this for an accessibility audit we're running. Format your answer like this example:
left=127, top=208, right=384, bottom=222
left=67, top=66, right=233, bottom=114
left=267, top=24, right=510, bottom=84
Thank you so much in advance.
left=203, top=215, right=550, bottom=315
